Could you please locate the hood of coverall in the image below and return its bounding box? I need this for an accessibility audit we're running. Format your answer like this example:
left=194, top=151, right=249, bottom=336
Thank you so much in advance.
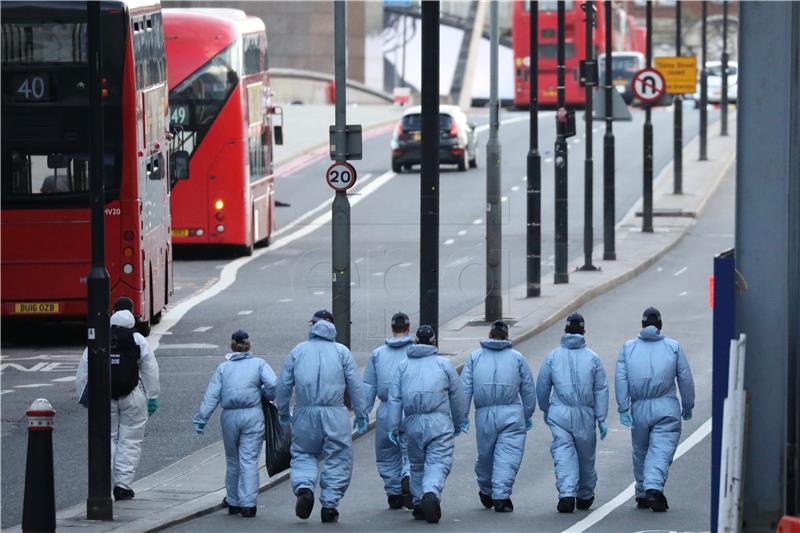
left=110, top=310, right=135, bottom=329
left=479, top=339, right=513, bottom=351
left=560, top=333, right=587, bottom=349
left=385, top=335, right=413, bottom=348
left=407, top=344, right=438, bottom=358
left=638, top=325, right=664, bottom=341
left=309, top=319, right=338, bottom=341
left=225, top=351, right=253, bottom=361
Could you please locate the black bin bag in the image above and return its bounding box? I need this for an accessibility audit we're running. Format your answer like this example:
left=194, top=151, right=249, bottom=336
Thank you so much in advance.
left=262, top=399, right=292, bottom=477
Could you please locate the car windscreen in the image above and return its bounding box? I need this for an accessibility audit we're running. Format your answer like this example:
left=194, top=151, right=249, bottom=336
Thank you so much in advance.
left=401, top=114, right=453, bottom=130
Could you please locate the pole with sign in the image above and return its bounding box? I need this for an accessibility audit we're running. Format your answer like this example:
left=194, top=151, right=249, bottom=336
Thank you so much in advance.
left=642, top=1, right=654, bottom=233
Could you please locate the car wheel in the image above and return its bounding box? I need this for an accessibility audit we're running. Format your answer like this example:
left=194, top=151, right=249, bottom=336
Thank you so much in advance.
left=469, top=147, right=478, bottom=168
left=392, top=159, right=402, bottom=173
left=457, top=151, right=468, bottom=172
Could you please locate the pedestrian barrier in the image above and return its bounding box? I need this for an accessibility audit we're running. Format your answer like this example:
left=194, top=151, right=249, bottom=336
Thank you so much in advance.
left=22, top=398, right=56, bottom=533
left=718, top=334, right=747, bottom=532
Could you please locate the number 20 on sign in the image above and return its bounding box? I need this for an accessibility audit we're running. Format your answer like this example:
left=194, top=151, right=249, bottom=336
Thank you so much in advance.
left=325, top=162, right=357, bottom=192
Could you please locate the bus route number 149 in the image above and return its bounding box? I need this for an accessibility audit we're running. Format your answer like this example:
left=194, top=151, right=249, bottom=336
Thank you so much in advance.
left=325, top=162, right=357, bottom=192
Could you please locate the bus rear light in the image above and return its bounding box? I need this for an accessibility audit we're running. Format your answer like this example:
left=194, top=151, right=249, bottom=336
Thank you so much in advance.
left=123, top=230, right=135, bottom=241
left=122, top=264, right=134, bottom=274
left=216, top=224, right=225, bottom=233
left=123, top=247, right=134, bottom=258
left=215, top=212, right=224, bottom=221
left=214, top=199, right=224, bottom=210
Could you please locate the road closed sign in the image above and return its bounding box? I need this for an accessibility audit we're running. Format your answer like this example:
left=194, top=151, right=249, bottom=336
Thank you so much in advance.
left=654, top=56, right=698, bottom=94
left=325, top=161, right=357, bottom=192
left=632, top=68, right=666, bottom=104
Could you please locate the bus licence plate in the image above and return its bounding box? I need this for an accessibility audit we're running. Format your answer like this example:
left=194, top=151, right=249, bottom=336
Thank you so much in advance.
left=14, top=303, right=59, bottom=314
left=171, top=229, right=190, bottom=237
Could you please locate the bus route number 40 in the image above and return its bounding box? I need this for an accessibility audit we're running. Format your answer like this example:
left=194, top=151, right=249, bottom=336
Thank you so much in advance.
left=325, top=162, right=357, bottom=192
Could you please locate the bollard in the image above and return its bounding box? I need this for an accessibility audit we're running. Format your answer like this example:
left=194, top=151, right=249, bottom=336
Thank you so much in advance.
left=22, top=398, right=56, bottom=533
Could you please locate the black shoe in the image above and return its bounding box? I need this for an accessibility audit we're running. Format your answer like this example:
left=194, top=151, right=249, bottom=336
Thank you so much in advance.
left=388, top=494, right=404, bottom=509
left=635, top=496, right=650, bottom=509
left=240, top=507, right=257, bottom=518
left=479, top=491, right=493, bottom=509
left=295, top=488, right=314, bottom=519
left=493, top=499, right=514, bottom=513
left=646, top=489, right=669, bottom=512
left=401, top=476, right=413, bottom=510
left=576, top=496, right=594, bottom=510
left=222, top=497, right=241, bottom=515
left=412, top=506, right=426, bottom=520
left=557, top=497, right=576, bottom=513
left=113, top=486, right=135, bottom=501
left=321, top=507, right=339, bottom=523
left=421, top=492, right=441, bottom=524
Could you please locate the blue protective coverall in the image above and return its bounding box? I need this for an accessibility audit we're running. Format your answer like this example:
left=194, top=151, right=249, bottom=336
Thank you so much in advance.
left=193, top=352, right=278, bottom=508
left=461, top=339, right=537, bottom=500
left=537, top=334, right=609, bottom=500
left=387, top=344, right=465, bottom=505
left=276, top=320, right=367, bottom=509
left=615, top=326, right=695, bottom=497
left=363, top=335, right=413, bottom=496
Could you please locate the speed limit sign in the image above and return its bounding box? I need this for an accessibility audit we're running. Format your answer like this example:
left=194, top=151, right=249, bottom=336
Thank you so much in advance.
left=325, top=162, right=357, bottom=192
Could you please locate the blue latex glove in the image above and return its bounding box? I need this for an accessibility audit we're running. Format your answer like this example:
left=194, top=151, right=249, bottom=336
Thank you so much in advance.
left=457, top=420, right=470, bottom=435
left=147, top=399, right=158, bottom=416
left=682, top=408, right=693, bottom=421
left=525, top=418, right=533, bottom=432
left=353, top=416, right=369, bottom=434
left=193, top=421, right=205, bottom=434
left=388, top=430, right=400, bottom=447
left=279, top=414, right=292, bottom=427
left=598, top=420, right=608, bottom=440
left=619, top=410, right=633, bottom=428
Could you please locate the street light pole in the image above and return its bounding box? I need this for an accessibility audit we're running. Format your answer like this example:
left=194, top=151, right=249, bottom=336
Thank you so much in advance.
left=527, top=0, right=542, bottom=297
left=331, top=0, right=351, bottom=348
left=420, top=0, right=440, bottom=332
left=720, top=0, right=728, bottom=136
left=580, top=1, right=598, bottom=272
left=485, top=0, right=502, bottom=321
left=699, top=0, right=708, bottom=160
left=86, top=1, right=112, bottom=520
left=642, top=0, right=654, bottom=233
left=554, top=0, right=569, bottom=284
left=602, top=0, right=616, bottom=260
left=673, top=1, right=683, bottom=194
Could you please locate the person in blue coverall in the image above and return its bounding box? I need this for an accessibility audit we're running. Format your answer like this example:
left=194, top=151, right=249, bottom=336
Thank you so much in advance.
left=387, top=325, right=465, bottom=524
left=537, top=313, right=609, bottom=513
left=363, top=312, right=413, bottom=510
left=461, top=320, right=537, bottom=513
left=615, top=306, right=695, bottom=512
left=276, top=310, right=368, bottom=524
left=192, top=330, right=278, bottom=518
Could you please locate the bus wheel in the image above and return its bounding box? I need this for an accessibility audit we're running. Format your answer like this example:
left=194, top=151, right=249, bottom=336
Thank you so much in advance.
left=255, top=236, right=270, bottom=249
left=237, top=242, right=254, bottom=257
left=136, top=320, right=152, bottom=337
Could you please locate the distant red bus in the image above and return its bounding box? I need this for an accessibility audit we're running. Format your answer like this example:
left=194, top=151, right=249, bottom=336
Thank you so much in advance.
left=1, top=0, right=173, bottom=334
left=512, top=0, right=641, bottom=108
left=164, top=8, right=280, bottom=256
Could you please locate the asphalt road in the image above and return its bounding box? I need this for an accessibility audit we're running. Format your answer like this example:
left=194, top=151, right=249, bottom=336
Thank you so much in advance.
left=169, top=150, right=734, bottom=533
left=0, top=104, right=717, bottom=527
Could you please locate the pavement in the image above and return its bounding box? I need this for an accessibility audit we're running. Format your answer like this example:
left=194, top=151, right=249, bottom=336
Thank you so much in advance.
left=1, top=107, right=736, bottom=533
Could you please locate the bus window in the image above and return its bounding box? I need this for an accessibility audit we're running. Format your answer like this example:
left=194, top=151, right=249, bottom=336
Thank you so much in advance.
left=1, top=22, right=88, bottom=63
left=538, top=43, right=576, bottom=60
left=2, top=151, right=118, bottom=197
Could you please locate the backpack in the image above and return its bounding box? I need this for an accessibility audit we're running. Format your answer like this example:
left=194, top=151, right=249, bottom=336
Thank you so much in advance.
left=110, top=325, right=141, bottom=400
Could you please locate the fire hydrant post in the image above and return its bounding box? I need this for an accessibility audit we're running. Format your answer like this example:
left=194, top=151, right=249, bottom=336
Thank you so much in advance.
left=22, top=398, right=56, bottom=533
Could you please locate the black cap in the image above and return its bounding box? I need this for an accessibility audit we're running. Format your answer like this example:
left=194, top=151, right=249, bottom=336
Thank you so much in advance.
left=310, top=309, right=334, bottom=324
left=566, top=313, right=585, bottom=328
left=391, top=312, right=410, bottom=329
left=231, top=329, right=249, bottom=343
left=416, top=325, right=436, bottom=343
left=642, top=306, right=661, bottom=323
left=490, top=320, right=509, bottom=336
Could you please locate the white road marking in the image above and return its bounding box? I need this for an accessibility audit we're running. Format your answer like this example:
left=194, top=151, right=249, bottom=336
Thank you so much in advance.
left=446, top=256, right=472, bottom=268
left=511, top=185, right=520, bottom=191
left=674, top=266, right=688, bottom=276
left=148, top=170, right=398, bottom=352
left=545, top=158, right=553, bottom=163
left=444, top=239, right=455, bottom=245
left=174, top=286, right=182, bottom=291
left=548, top=255, right=555, bottom=260
left=157, top=343, right=219, bottom=350
left=193, top=326, right=213, bottom=333
left=151, top=331, right=172, bottom=336
left=15, top=383, right=53, bottom=389
left=0, top=390, right=14, bottom=395
left=457, top=230, right=468, bottom=236
left=561, top=418, right=712, bottom=533
left=237, top=310, right=253, bottom=315
left=657, top=267, right=664, bottom=272
left=371, top=272, right=384, bottom=277
left=259, top=259, right=288, bottom=270
left=278, top=298, right=293, bottom=303
left=501, top=196, right=508, bottom=203
left=679, top=291, right=688, bottom=296
left=399, top=262, right=412, bottom=268
left=473, top=218, right=482, bottom=225
left=522, top=176, right=528, bottom=181
left=51, top=376, right=76, bottom=383
left=354, top=257, right=366, bottom=264
left=313, top=290, right=326, bottom=295
left=572, top=138, right=581, bottom=143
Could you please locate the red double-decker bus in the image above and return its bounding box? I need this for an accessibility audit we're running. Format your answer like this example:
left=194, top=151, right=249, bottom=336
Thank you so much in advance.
left=1, top=0, right=175, bottom=335
left=164, top=9, right=280, bottom=256
left=512, top=1, right=641, bottom=108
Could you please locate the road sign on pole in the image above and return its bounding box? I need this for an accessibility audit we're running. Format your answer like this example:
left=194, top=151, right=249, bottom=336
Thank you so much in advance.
left=654, top=56, right=697, bottom=94
left=325, top=162, right=357, bottom=192
left=632, top=67, right=666, bottom=104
